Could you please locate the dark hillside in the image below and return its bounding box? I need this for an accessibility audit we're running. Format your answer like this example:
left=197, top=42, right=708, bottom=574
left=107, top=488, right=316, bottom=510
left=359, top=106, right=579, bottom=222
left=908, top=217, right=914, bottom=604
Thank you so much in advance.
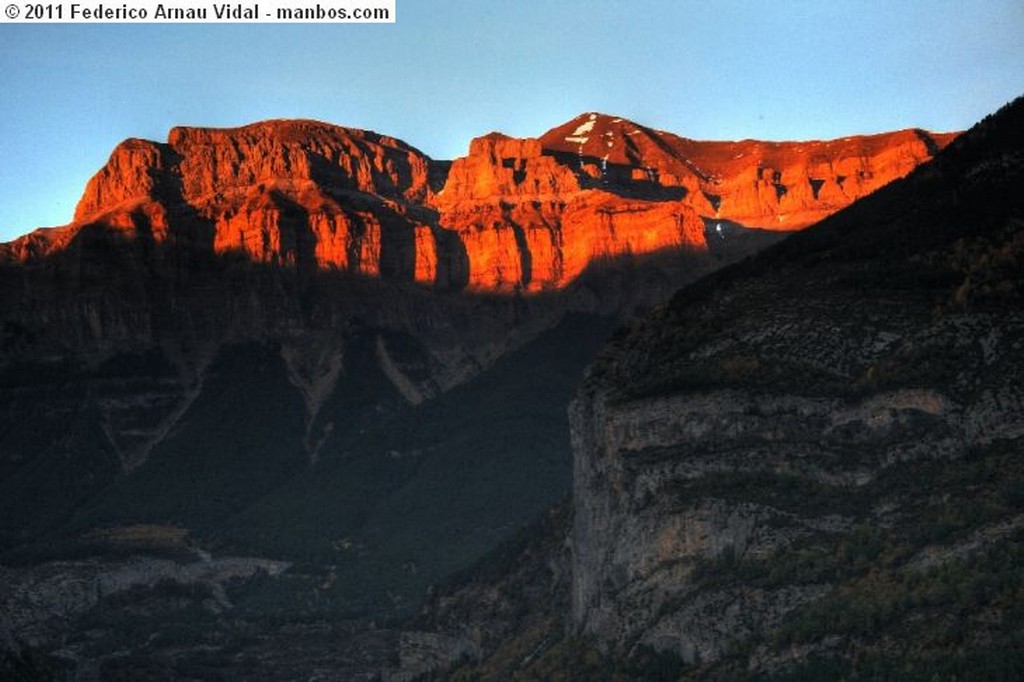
left=568, top=97, right=1024, bottom=679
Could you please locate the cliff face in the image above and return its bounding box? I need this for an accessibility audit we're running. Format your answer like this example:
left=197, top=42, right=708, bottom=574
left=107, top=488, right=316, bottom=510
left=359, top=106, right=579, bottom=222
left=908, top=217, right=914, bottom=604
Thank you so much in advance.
left=433, top=131, right=707, bottom=290
left=568, top=99, right=1024, bottom=674
left=66, top=121, right=445, bottom=285
left=541, top=113, right=958, bottom=230
left=0, top=111, right=971, bottom=679
left=2, top=114, right=952, bottom=293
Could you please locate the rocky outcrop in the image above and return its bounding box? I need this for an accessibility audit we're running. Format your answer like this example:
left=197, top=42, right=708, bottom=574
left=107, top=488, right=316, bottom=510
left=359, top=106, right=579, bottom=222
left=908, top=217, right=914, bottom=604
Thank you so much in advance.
left=62, top=120, right=448, bottom=286
left=2, top=114, right=953, bottom=292
left=0, top=529, right=289, bottom=650
left=433, top=131, right=707, bottom=291
left=568, top=99, right=1024, bottom=673
left=541, top=113, right=958, bottom=230
left=0, top=110, right=970, bottom=680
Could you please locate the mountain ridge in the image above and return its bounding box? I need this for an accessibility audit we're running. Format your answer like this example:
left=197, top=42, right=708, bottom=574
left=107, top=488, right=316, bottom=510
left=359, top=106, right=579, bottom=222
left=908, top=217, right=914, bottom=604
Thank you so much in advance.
left=563, top=96, right=1024, bottom=677
left=2, top=112, right=955, bottom=292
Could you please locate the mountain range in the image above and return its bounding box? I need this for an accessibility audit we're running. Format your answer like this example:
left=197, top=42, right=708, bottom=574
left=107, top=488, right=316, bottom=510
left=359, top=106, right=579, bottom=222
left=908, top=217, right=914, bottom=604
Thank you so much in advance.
left=2, top=113, right=954, bottom=289
left=4, top=101, right=1020, bottom=681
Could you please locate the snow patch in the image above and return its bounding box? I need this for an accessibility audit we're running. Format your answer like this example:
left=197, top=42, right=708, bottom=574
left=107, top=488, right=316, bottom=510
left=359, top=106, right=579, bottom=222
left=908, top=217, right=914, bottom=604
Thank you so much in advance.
left=571, top=119, right=596, bottom=137
left=565, top=136, right=589, bottom=145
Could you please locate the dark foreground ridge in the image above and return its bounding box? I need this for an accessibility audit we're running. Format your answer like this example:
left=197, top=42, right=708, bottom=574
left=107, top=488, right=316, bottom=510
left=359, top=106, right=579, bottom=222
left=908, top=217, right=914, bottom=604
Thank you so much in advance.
left=565, top=96, right=1024, bottom=678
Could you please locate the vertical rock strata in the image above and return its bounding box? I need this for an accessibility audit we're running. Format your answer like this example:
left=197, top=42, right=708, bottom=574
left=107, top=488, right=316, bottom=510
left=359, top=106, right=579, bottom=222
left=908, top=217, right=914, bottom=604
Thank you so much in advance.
left=2, top=114, right=953, bottom=292
left=432, top=132, right=707, bottom=291
left=540, top=113, right=958, bottom=230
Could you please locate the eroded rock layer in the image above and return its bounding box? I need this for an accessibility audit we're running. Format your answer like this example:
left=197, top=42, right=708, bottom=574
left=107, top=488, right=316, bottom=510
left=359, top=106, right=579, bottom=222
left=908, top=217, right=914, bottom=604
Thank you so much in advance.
left=541, top=113, right=958, bottom=230
left=569, top=99, right=1024, bottom=672
left=2, top=114, right=953, bottom=292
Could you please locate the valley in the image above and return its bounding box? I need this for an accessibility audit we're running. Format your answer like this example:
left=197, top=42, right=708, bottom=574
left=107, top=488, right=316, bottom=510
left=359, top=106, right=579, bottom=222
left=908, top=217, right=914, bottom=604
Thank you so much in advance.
left=5, top=100, right=1019, bottom=680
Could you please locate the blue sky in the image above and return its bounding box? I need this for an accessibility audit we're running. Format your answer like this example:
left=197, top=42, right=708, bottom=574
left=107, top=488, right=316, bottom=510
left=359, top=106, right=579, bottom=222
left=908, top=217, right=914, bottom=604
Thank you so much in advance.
left=0, top=0, right=1022, bottom=242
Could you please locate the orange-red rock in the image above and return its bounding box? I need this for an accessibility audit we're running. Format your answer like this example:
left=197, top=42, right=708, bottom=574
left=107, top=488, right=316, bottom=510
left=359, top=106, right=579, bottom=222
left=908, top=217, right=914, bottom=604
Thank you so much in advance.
left=432, top=131, right=706, bottom=291
left=540, top=113, right=958, bottom=230
left=59, top=120, right=441, bottom=281
left=1, top=114, right=957, bottom=291
left=74, top=138, right=169, bottom=221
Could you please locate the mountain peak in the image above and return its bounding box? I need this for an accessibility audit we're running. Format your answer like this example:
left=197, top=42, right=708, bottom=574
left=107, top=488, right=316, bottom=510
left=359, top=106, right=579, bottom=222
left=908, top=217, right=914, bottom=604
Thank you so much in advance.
left=541, top=112, right=654, bottom=153
left=540, top=113, right=958, bottom=228
left=2, top=113, right=957, bottom=292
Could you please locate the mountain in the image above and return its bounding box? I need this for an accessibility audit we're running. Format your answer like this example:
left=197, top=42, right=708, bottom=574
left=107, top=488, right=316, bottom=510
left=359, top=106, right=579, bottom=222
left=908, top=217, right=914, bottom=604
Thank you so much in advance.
left=2, top=114, right=953, bottom=291
left=564, top=98, right=1024, bottom=678
left=540, top=113, right=957, bottom=230
left=0, top=111, right=959, bottom=679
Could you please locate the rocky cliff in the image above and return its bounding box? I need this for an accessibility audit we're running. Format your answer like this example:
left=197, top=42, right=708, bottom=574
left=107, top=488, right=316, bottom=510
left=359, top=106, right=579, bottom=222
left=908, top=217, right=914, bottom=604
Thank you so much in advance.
left=2, top=113, right=952, bottom=293
left=0, top=112, right=952, bottom=411
left=568, top=98, right=1024, bottom=676
left=7, top=121, right=447, bottom=284
left=0, top=110, right=970, bottom=680
left=432, top=130, right=707, bottom=291
left=542, top=113, right=958, bottom=230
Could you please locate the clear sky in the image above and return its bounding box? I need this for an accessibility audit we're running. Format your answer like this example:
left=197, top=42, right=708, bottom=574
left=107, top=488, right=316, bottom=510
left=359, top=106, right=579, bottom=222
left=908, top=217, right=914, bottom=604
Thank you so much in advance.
left=0, top=0, right=1022, bottom=242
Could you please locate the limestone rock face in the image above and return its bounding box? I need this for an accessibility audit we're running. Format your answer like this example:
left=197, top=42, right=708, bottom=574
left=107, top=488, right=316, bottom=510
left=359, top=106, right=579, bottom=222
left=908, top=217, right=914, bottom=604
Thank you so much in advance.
left=164, top=122, right=433, bottom=204
left=73, top=120, right=433, bottom=220
left=438, top=132, right=578, bottom=201
left=60, top=120, right=446, bottom=286
left=74, top=138, right=170, bottom=221
left=541, top=113, right=958, bottom=230
left=2, top=114, right=953, bottom=292
left=568, top=99, right=1024, bottom=671
left=432, top=131, right=707, bottom=291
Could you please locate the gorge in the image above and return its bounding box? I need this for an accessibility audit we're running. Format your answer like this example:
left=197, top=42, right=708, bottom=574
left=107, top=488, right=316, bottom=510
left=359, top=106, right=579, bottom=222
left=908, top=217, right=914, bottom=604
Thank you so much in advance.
left=5, top=102, right=1018, bottom=680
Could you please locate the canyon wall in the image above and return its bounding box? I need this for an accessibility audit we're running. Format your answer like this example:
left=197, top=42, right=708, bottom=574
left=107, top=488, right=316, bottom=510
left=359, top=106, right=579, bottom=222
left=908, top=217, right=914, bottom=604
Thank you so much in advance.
left=2, top=113, right=953, bottom=293
left=568, top=100, right=1024, bottom=671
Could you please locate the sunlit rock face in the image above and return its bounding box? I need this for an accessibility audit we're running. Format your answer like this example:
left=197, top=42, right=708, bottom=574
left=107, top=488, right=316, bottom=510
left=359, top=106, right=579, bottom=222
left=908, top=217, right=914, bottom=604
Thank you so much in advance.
left=541, top=113, right=958, bottom=230
left=61, top=120, right=445, bottom=285
left=432, top=131, right=707, bottom=291
left=2, top=114, right=953, bottom=291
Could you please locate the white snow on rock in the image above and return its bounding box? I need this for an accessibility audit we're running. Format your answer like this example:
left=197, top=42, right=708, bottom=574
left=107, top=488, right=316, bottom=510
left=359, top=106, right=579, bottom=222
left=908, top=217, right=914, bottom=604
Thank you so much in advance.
left=570, top=119, right=596, bottom=137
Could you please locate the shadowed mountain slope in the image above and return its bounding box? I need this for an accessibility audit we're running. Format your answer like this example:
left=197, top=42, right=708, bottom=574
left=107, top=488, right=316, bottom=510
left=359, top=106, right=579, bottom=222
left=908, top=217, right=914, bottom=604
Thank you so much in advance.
left=568, top=97, right=1024, bottom=678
